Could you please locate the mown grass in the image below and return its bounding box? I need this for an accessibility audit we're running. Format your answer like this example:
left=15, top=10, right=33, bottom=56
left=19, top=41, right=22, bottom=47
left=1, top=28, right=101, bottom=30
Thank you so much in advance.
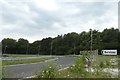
left=6, top=54, right=37, bottom=58
left=2, top=57, right=54, bottom=66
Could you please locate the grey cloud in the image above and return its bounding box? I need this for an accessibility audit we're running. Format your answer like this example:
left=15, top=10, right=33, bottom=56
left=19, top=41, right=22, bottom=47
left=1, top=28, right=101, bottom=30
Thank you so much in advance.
left=27, top=4, right=61, bottom=29
left=0, top=0, right=118, bottom=42
left=64, top=2, right=113, bottom=18
left=59, top=2, right=117, bottom=28
left=1, top=0, right=62, bottom=34
left=119, top=1, right=120, bottom=31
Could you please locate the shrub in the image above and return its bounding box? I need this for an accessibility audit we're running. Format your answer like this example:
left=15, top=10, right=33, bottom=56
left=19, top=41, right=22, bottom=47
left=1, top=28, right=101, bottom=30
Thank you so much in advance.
left=37, top=64, right=58, bottom=78
left=70, top=56, right=87, bottom=76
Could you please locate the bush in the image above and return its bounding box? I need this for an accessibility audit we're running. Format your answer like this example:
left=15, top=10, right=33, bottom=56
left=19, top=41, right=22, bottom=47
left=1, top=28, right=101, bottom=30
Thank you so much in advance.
left=70, top=56, right=87, bottom=75
left=37, top=64, right=58, bottom=78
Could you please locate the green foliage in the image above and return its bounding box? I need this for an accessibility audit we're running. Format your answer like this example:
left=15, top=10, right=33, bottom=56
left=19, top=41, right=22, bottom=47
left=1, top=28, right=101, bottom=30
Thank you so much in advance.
left=106, top=60, right=111, bottom=66
left=3, top=57, right=54, bottom=66
left=99, top=57, right=111, bottom=68
left=2, top=67, right=8, bottom=78
left=87, top=71, right=113, bottom=78
left=99, top=61, right=105, bottom=68
left=2, top=38, right=17, bottom=54
left=16, top=38, right=29, bottom=54
left=35, top=55, right=118, bottom=78
left=70, top=56, right=87, bottom=76
left=1, top=28, right=120, bottom=55
left=37, top=64, right=57, bottom=78
left=29, top=40, right=41, bottom=54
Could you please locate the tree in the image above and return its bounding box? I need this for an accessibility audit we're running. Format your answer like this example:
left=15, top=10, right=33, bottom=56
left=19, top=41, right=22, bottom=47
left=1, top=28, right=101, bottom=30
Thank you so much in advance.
left=101, top=28, right=118, bottom=43
left=1, top=28, right=119, bottom=55
left=52, top=35, right=64, bottom=55
left=40, top=37, right=52, bottom=55
left=2, top=38, right=17, bottom=54
left=16, top=38, right=29, bottom=54
left=29, top=40, right=41, bottom=54
left=101, top=28, right=119, bottom=50
left=63, top=32, right=79, bottom=55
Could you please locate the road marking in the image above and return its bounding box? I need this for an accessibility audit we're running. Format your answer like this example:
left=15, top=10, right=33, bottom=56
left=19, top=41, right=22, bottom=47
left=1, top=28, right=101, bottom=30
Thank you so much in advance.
left=4, top=58, right=58, bottom=67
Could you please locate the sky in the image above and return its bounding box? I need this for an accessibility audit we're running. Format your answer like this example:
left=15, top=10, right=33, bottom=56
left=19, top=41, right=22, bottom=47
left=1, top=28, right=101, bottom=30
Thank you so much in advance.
left=0, top=0, right=119, bottom=43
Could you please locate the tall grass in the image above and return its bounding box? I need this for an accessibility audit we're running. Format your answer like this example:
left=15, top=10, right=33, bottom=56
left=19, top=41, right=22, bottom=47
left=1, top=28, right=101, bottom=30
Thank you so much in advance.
left=69, top=56, right=88, bottom=77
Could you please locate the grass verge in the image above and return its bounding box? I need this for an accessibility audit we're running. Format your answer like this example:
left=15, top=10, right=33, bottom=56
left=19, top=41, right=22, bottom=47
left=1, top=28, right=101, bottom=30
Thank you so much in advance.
left=57, top=67, right=118, bottom=78
left=97, top=55, right=118, bottom=68
left=2, top=57, right=54, bottom=66
left=36, top=55, right=119, bottom=78
left=6, top=54, right=37, bottom=58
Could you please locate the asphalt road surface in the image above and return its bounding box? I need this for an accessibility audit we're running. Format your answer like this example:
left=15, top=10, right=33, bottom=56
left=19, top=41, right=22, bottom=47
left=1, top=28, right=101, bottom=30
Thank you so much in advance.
left=3, top=56, right=77, bottom=78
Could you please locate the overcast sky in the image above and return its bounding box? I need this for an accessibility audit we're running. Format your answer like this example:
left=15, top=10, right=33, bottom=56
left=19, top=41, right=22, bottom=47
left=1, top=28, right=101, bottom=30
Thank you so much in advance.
left=0, top=0, right=119, bottom=43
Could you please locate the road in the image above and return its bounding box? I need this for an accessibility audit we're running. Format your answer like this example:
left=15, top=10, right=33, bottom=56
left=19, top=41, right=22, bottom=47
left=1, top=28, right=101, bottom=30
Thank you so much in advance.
left=3, top=56, right=77, bottom=78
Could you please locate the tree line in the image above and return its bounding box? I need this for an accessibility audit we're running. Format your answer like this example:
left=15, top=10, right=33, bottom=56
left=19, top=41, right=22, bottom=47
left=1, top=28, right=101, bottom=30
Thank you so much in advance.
left=1, top=28, right=120, bottom=55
